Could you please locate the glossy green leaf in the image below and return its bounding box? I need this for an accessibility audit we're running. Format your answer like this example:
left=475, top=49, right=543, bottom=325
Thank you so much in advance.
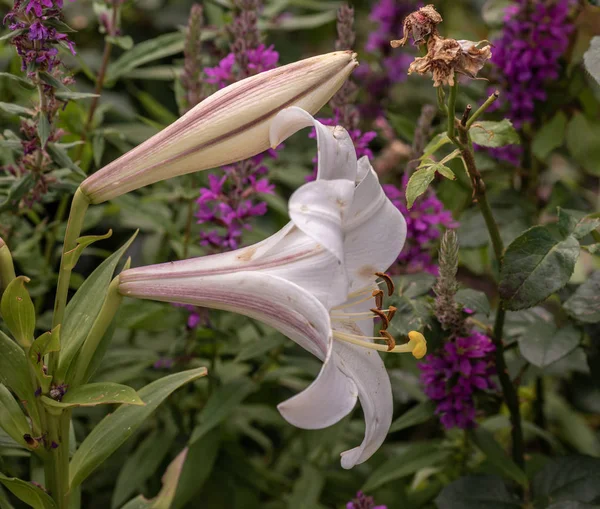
left=190, top=377, right=257, bottom=443
left=1, top=276, right=35, bottom=347
left=0, top=473, right=57, bottom=509
left=471, top=427, right=528, bottom=485
left=564, top=271, right=600, bottom=323
left=42, top=382, right=144, bottom=412
left=469, top=119, right=520, bottom=148
left=532, top=112, right=567, bottom=160
left=0, top=384, right=31, bottom=448
left=455, top=289, right=491, bottom=315
left=0, top=331, right=40, bottom=430
left=533, top=456, right=600, bottom=506
left=519, top=323, right=580, bottom=368
left=436, top=475, right=520, bottom=509
left=62, top=230, right=113, bottom=271
left=28, top=327, right=60, bottom=393
left=558, top=209, right=600, bottom=240
left=389, top=401, right=436, bottom=433
left=69, top=367, right=207, bottom=489
left=57, top=231, right=137, bottom=383
left=499, top=225, right=580, bottom=310
left=362, top=442, right=450, bottom=492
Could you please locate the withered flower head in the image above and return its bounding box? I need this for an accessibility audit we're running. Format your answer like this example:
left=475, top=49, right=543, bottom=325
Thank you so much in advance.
left=407, top=35, right=491, bottom=87
left=391, top=4, right=443, bottom=48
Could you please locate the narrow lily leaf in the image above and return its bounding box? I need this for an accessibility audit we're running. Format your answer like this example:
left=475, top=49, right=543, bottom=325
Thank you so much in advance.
left=57, top=231, right=137, bottom=383
left=0, top=384, right=31, bottom=448
left=0, top=331, right=40, bottom=430
left=389, top=400, right=436, bottom=433
left=41, top=382, right=144, bottom=411
left=0, top=276, right=35, bottom=348
left=63, top=230, right=113, bottom=271
left=471, top=427, right=528, bottom=486
left=28, top=327, right=61, bottom=393
left=0, top=473, right=57, bottom=509
left=69, top=367, right=207, bottom=489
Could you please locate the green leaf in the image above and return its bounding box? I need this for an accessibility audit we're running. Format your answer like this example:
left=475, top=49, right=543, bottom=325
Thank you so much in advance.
left=564, top=271, right=600, bottom=323
left=92, top=134, right=105, bottom=168
left=0, top=72, right=35, bottom=89
left=0, top=384, right=31, bottom=448
left=557, top=209, right=600, bottom=240
left=260, top=10, right=337, bottom=30
left=397, top=273, right=437, bottom=298
left=519, top=323, right=580, bottom=369
left=584, top=36, right=600, bottom=85
left=41, top=382, right=144, bottom=412
left=434, top=163, right=456, bottom=180
left=0, top=174, right=35, bottom=214
left=566, top=113, right=600, bottom=176
left=532, top=111, right=568, bottom=160
left=106, top=35, right=134, bottom=50
left=471, top=428, right=528, bottom=485
left=69, top=367, right=207, bottom=489
left=289, top=463, right=325, bottom=509
left=29, top=327, right=60, bottom=393
left=0, top=102, right=34, bottom=117
left=362, top=442, right=450, bottom=492
left=190, top=377, right=257, bottom=443
left=106, top=32, right=185, bottom=84
left=57, top=232, right=137, bottom=383
left=63, top=230, right=113, bottom=271
left=389, top=401, right=436, bottom=433
left=37, top=114, right=51, bottom=148
left=436, top=475, right=520, bottom=509
left=46, top=143, right=86, bottom=179
left=470, top=119, right=520, bottom=148
left=55, top=91, right=100, bottom=101
left=235, top=333, right=286, bottom=362
left=0, top=474, right=57, bottom=509
left=112, top=426, right=176, bottom=508
left=455, top=289, right=491, bottom=315
left=499, top=225, right=580, bottom=310
left=406, top=167, right=436, bottom=209
left=0, top=29, right=26, bottom=41
left=421, top=132, right=451, bottom=159
left=38, top=72, right=68, bottom=90
left=0, top=276, right=35, bottom=347
left=387, top=294, right=432, bottom=336
left=533, top=456, right=600, bottom=506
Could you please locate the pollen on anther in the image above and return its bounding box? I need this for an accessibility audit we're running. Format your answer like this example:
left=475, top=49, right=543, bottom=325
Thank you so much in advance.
left=370, top=308, right=389, bottom=329
left=375, top=272, right=395, bottom=296
left=387, top=306, right=397, bottom=322
left=372, top=289, right=384, bottom=309
left=379, top=330, right=396, bottom=351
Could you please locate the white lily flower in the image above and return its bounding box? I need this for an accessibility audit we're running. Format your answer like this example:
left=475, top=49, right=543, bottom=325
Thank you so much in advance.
left=80, top=51, right=357, bottom=204
left=118, top=107, right=426, bottom=469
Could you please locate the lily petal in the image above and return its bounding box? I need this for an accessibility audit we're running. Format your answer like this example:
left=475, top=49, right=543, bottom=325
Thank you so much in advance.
left=269, top=106, right=357, bottom=182
left=344, top=157, right=407, bottom=291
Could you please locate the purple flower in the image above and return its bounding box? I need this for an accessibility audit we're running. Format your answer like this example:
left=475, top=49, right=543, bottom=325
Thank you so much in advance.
left=25, top=0, right=53, bottom=17
left=384, top=175, right=457, bottom=274
left=419, top=331, right=496, bottom=429
left=205, top=44, right=278, bottom=89
left=347, top=491, right=387, bottom=509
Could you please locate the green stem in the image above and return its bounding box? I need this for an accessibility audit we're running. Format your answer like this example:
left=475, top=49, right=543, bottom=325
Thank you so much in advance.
left=51, top=188, right=90, bottom=375
left=45, top=411, right=71, bottom=509
left=465, top=90, right=499, bottom=130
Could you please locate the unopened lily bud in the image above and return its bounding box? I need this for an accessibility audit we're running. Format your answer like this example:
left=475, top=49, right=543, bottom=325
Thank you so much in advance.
left=0, top=236, right=16, bottom=292
left=80, top=51, right=358, bottom=204
left=391, top=4, right=442, bottom=48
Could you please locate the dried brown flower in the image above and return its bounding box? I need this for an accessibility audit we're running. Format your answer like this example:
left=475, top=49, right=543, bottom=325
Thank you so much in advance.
left=391, top=4, right=443, bottom=48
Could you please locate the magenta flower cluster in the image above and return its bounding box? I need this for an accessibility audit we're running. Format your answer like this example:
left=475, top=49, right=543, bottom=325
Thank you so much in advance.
left=347, top=491, right=386, bottom=509
left=384, top=176, right=458, bottom=274
left=487, top=0, right=576, bottom=164
left=419, top=331, right=496, bottom=429
left=5, top=0, right=76, bottom=74
left=196, top=44, right=279, bottom=250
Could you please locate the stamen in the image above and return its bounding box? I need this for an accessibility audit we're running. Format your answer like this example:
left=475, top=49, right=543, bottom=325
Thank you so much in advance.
left=386, top=306, right=397, bottom=322
left=372, top=289, right=384, bottom=309
left=379, top=330, right=396, bottom=351
left=330, top=308, right=394, bottom=319
left=346, top=281, right=386, bottom=299
left=332, top=330, right=427, bottom=358
left=370, top=308, right=390, bottom=329
left=375, top=272, right=395, bottom=296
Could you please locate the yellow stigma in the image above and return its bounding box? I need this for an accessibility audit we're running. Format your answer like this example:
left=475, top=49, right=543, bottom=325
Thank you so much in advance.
left=408, top=331, right=427, bottom=359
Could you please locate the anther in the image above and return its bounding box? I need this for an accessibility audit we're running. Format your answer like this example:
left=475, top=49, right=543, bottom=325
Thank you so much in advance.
left=372, top=289, right=384, bottom=309
left=386, top=306, right=397, bottom=322
left=370, top=308, right=390, bottom=329
left=375, top=272, right=395, bottom=296
left=379, top=330, right=396, bottom=351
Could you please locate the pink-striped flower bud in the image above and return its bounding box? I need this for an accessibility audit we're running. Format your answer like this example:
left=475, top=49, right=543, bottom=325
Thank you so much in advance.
left=80, top=51, right=358, bottom=204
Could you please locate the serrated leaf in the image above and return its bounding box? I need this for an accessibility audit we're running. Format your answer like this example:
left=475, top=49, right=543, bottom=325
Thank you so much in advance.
left=584, top=36, right=600, bottom=85
left=47, top=143, right=86, bottom=178
left=406, top=167, right=436, bottom=209
left=0, top=473, right=57, bottom=509
left=57, top=232, right=138, bottom=383
left=499, top=225, right=580, bottom=310
left=558, top=209, right=600, bottom=240
left=0, top=276, right=35, bottom=348
left=69, top=367, right=207, bottom=489
left=29, top=327, right=60, bottom=393
left=470, top=119, right=520, bottom=148
left=456, top=289, right=491, bottom=315
left=519, top=323, right=580, bottom=369
left=63, top=230, right=112, bottom=271
left=564, top=271, right=600, bottom=323
left=471, top=427, right=528, bottom=485
left=0, top=384, right=31, bottom=448
left=436, top=475, right=520, bottom=509
left=0, top=102, right=34, bottom=117
left=389, top=400, right=436, bottom=433
left=42, top=382, right=144, bottom=412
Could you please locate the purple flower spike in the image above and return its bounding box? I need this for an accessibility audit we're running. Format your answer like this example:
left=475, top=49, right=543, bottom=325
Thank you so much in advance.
left=347, top=491, right=387, bottom=509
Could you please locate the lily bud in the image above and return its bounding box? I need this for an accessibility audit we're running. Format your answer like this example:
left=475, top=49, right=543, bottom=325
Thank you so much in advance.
left=80, top=51, right=358, bottom=204
left=0, top=236, right=16, bottom=292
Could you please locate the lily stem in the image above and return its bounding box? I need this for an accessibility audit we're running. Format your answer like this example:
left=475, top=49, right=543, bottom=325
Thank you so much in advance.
left=45, top=411, right=70, bottom=509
